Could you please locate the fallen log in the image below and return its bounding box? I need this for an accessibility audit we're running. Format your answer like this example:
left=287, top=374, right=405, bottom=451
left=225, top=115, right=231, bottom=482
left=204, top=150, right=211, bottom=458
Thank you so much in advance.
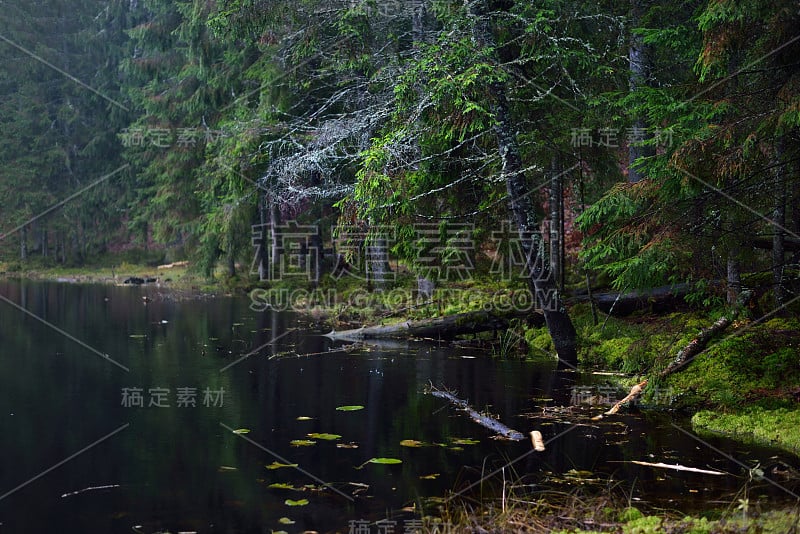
left=659, top=315, right=732, bottom=378
left=426, top=386, right=525, bottom=440
left=324, top=309, right=543, bottom=342
left=569, top=283, right=693, bottom=316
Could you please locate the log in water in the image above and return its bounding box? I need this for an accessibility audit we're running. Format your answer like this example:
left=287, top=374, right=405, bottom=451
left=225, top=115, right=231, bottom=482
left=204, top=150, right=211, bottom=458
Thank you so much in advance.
left=428, top=388, right=526, bottom=441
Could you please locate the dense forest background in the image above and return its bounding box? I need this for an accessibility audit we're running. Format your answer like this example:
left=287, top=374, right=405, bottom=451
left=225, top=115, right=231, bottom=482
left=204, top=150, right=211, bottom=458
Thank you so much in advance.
left=1, top=0, right=798, bottom=309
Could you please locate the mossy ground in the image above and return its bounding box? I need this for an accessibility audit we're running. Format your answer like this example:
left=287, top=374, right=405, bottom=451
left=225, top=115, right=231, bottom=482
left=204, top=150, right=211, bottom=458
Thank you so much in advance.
left=693, top=407, right=800, bottom=456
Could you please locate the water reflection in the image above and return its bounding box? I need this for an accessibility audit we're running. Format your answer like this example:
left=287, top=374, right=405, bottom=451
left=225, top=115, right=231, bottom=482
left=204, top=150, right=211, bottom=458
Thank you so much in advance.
left=0, top=280, right=796, bottom=533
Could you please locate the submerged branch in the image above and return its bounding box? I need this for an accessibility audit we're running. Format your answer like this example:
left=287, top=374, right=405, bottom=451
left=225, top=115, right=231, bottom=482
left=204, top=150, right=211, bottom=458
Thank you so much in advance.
left=426, top=385, right=525, bottom=441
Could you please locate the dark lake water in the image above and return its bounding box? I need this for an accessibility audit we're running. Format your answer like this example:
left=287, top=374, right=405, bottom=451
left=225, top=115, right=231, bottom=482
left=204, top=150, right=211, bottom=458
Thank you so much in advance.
left=0, top=280, right=798, bottom=533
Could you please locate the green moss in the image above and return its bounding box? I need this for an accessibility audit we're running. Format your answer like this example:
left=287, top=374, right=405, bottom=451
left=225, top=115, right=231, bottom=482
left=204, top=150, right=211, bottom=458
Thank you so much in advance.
left=664, top=317, right=800, bottom=411
left=692, top=406, right=800, bottom=455
left=622, top=515, right=662, bottom=533
left=618, top=507, right=644, bottom=522
left=525, top=325, right=554, bottom=356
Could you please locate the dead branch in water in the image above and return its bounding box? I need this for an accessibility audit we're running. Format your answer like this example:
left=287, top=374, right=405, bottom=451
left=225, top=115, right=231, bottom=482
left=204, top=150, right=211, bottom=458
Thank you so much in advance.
left=426, top=384, right=525, bottom=440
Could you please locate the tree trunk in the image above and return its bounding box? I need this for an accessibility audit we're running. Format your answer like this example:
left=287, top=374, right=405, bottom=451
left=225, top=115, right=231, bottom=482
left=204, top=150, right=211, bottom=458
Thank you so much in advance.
left=310, top=229, right=323, bottom=287
left=324, top=308, right=543, bottom=342
left=256, top=192, right=268, bottom=281
left=772, top=137, right=786, bottom=309
left=20, top=225, right=27, bottom=261
left=627, top=0, right=654, bottom=183
left=366, top=231, right=391, bottom=291
left=726, top=252, right=741, bottom=306
left=270, top=199, right=281, bottom=279
left=549, top=156, right=564, bottom=291
left=467, top=0, right=578, bottom=368
left=41, top=226, right=48, bottom=258
left=412, top=0, right=427, bottom=45
left=570, top=283, right=693, bottom=315
left=226, top=244, right=236, bottom=278
left=792, top=159, right=800, bottom=268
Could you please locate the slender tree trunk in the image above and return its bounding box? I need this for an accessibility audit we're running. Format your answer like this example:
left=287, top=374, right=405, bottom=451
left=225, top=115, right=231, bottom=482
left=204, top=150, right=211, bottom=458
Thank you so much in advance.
left=628, top=0, right=654, bottom=183
left=41, top=226, right=48, bottom=258
left=772, top=137, right=786, bottom=309
left=412, top=0, right=427, bottom=45
left=226, top=232, right=236, bottom=278
left=270, top=199, right=281, bottom=279
left=549, top=156, right=563, bottom=291
left=256, top=193, right=268, bottom=281
left=467, top=0, right=578, bottom=367
left=726, top=252, right=741, bottom=305
left=20, top=225, right=27, bottom=261
left=366, top=229, right=391, bottom=291
left=791, top=159, right=800, bottom=268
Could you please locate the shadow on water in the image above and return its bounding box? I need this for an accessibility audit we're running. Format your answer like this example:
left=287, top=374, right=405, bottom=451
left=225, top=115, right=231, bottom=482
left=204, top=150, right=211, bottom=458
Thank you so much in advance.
left=0, top=280, right=797, bottom=533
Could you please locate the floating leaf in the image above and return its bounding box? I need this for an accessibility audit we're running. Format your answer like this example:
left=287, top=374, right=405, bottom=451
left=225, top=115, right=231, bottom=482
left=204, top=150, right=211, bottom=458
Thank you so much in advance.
left=336, top=405, right=364, bottom=411
left=369, top=457, right=402, bottom=464
left=400, top=439, right=425, bottom=448
left=337, top=442, right=359, bottom=449
left=449, top=446, right=464, bottom=451
left=290, top=439, right=317, bottom=447
left=419, top=473, right=440, bottom=480
left=231, top=428, right=250, bottom=435
left=269, top=483, right=296, bottom=490
left=356, top=457, right=403, bottom=469
left=296, top=416, right=313, bottom=421
left=284, top=498, right=309, bottom=506
left=218, top=465, right=237, bottom=472
left=278, top=517, right=295, bottom=525
left=452, top=438, right=479, bottom=445
left=129, top=334, right=146, bottom=338
left=308, top=433, right=341, bottom=440
left=266, top=462, right=298, bottom=470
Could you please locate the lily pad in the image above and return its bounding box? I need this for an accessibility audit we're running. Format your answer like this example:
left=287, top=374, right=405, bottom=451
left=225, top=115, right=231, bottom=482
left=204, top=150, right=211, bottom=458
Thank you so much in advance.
left=266, top=462, right=298, bottom=470
left=269, top=482, right=296, bottom=490
left=232, top=428, right=250, bottom=434
left=129, top=334, right=146, bottom=338
left=419, top=473, right=440, bottom=480
left=452, top=437, right=480, bottom=445
left=337, top=442, right=359, bottom=449
left=284, top=498, right=309, bottom=506
left=218, top=465, right=237, bottom=472
left=336, top=405, right=365, bottom=411
left=278, top=517, right=295, bottom=525
left=356, top=457, right=402, bottom=469
left=400, top=439, right=425, bottom=448
left=307, top=433, right=341, bottom=440
left=290, top=439, right=317, bottom=447
left=369, top=457, right=402, bottom=464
